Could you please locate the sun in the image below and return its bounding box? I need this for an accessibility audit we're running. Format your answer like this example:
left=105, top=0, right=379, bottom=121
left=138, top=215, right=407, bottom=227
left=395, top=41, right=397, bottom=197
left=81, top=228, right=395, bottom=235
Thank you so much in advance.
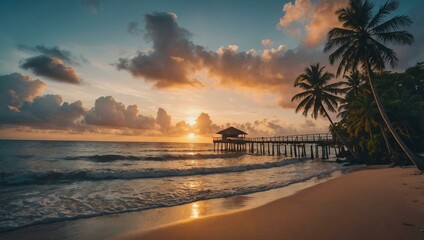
left=187, top=117, right=196, bottom=126
left=187, top=132, right=196, bottom=140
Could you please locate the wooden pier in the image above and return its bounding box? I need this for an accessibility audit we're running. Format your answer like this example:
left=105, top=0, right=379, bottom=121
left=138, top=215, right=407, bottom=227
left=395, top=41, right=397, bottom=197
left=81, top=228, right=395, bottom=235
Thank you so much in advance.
left=213, top=132, right=342, bottom=159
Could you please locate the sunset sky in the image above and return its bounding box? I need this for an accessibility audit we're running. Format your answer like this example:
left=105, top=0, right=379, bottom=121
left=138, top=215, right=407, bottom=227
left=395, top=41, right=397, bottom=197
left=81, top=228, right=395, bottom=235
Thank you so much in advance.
left=1, top=0, right=423, bottom=142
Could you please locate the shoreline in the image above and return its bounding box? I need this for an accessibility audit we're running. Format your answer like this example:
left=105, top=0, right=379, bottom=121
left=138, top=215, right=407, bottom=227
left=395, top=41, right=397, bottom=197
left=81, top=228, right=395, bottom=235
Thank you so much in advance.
left=0, top=167, right=353, bottom=240
left=116, top=167, right=424, bottom=240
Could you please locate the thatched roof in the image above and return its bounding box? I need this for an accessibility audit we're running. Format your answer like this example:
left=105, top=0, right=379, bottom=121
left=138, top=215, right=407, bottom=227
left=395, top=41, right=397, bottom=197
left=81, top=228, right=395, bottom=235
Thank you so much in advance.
left=216, top=127, right=247, bottom=135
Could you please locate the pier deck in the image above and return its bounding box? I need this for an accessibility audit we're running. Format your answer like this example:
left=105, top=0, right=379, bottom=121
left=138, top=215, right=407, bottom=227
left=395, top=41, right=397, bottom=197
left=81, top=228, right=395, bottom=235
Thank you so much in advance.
left=213, top=133, right=341, bottom=159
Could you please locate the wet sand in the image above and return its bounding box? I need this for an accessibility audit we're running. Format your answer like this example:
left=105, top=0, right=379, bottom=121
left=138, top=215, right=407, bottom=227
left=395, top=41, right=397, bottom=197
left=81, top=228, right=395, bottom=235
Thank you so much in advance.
left=117, top=167, right=424, bottom=240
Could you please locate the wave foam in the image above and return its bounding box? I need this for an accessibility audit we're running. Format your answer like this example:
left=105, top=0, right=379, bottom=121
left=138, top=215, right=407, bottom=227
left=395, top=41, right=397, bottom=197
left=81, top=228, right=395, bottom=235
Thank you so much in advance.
left=1, top=158, right=302, bottom=186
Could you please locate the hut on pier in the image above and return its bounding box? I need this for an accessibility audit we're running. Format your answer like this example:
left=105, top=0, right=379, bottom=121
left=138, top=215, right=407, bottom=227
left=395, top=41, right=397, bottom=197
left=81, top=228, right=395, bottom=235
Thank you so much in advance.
left=216, top=127, right=247, bottom=140
left=213, top=127, right=247, bottom=152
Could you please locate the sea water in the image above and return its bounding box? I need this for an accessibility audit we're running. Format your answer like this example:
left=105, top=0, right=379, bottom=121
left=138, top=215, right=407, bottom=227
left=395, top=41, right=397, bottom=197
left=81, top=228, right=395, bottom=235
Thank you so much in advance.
left=0, top=140, right=351, bottom=232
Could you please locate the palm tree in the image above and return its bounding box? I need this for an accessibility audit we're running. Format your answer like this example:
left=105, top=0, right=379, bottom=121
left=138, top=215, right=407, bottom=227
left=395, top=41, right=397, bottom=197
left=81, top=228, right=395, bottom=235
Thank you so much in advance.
left=338, top=70, right=368, bottom=119
left=324, top=0, right=424, bottom=170
left=343, top=70, right=365, bottom=96
left=346, top=92, right=378, bottom=139
left=291, top=63, right=357, bottom=158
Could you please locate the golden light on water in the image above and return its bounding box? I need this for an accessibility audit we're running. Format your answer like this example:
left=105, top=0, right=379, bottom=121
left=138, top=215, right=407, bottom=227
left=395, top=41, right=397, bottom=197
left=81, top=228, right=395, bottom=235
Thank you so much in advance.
left=191, top=202, right=200, bottom=218
left=187, top=132, right=196, bottom=140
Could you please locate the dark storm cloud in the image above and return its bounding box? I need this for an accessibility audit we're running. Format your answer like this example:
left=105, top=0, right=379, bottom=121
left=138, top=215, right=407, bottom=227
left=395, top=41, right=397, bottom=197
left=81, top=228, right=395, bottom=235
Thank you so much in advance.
left=20, top=55, right=81, bottom=84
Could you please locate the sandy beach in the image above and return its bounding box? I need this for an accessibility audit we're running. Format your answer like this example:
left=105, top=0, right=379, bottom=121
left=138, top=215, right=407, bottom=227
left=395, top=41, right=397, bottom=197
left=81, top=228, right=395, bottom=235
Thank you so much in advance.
left=116, top=167, right=424, bottom=240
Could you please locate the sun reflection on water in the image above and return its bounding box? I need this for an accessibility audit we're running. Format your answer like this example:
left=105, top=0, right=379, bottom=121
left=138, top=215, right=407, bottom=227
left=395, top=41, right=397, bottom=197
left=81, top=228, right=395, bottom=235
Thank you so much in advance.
left=191, top=202, right=200, bottom=218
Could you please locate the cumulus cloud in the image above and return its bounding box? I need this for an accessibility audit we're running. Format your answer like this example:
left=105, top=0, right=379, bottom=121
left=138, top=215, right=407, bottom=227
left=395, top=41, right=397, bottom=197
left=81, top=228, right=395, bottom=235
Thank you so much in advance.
left=261, top=39, right=275, bottom=47
left=85, top=96, right=156, bottom=129
left=117, top=12, right=331, bottom=109
left=278, top=0, right=346, bottom=48
left=156, top=107, right=171, bottom=133
left=195, top=112, right=219, bottom=134
left=0, top=73, right=85, bottom=129
left=0, top=73, right=46, bottom=109
left=278, top=0, right=313, bottom=28
left=303, top=0, right=346, bottom=47
left=20, top=55, right=81, bottom=84
left=222, top=119, right=300, bottom=137
left=116, top=12, right=205, bottom=88
left=81, top=0, right=102, bottom=14
left=0, top=73, right=326, bottom=136
left=0, top=94, right=85, bottom=130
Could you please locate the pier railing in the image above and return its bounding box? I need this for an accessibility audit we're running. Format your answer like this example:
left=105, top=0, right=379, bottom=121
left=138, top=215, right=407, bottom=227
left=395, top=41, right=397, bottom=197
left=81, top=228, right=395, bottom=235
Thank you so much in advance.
left=213, top=133, right=334, bottom=143
left=212, top=133, right=341, bottom=159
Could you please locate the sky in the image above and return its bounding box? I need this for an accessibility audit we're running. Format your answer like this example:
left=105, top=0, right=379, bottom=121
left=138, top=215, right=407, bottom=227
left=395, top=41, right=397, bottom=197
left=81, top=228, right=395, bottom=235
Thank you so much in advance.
left=0, top=0, right=423, bottom=143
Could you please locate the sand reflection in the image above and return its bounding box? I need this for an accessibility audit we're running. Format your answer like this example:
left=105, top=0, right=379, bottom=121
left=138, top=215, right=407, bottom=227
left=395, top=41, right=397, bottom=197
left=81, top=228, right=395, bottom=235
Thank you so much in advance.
left=190, top=202, right=200, bottom=218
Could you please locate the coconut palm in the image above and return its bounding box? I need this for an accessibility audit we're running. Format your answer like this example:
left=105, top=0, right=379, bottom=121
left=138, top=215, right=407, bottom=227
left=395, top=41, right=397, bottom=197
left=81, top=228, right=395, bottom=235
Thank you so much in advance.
left=338, top=70, right=368, bottom=118
left=346, top=92, right=378, bottom=138
left=291, top=63, right=357, bottom=158
left=324, top=0, right=424, bottom=170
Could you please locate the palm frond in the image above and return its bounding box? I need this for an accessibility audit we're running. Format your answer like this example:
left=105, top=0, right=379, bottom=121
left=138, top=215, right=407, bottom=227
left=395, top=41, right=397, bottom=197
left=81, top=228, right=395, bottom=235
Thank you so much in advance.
left=373, top=15, right=413, bottom=33
left=367, top=0, right=398, bottom=29
left=376, top=31, right=414, bottom=45
left=291, top=90, right=313, bottom=102
left=295, top=95, right=313, bottom=114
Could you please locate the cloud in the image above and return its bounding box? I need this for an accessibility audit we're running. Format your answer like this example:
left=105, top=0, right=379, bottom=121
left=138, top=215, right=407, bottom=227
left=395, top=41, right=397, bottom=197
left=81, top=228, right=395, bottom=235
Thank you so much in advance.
left=20, top=55, right=81, bottom=84
left=0, top=73, right=46, bottom=109
left=156, top=107, right=171, bottom=133
left=127, top=21, right=140, bottom=35
left=278, top=0, right=313, bottom=28
left=85, top=96, right=156, bottom=129
left=261, top=39, right=275, bottom=47
left=222, top=119, right=300, bottom=137
left=81, top=0, right=102, bottom=14
left=0, top=73, right=85, bottom=130
left=116, top=12, right=205, bottom=88
left=0, top=74, right=327, bottom=137
left=195, top=112, right=219, bottom=134
left=17, top=44, right=84, bottom=65
left=278, top=0, right=346, bottom=48
left=303, top=0, right=346, bottom=47
left=0, top=94, right=85, bottom=130
left=117, top=12, right=331, bottom=109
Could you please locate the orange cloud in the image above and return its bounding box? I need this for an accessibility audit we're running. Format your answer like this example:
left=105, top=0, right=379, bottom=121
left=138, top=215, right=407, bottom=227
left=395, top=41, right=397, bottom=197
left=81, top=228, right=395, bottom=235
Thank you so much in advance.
left=303, top=0, right=347, bottom=47
left=0, top=73, right=328, bottom=140
left=278, top=0, right=313, bottom=28
left=261, top=39, right=275, bottom=47
left=278, top=0, right=347, bottom=48
left=117, top=12, right=331, bottom=110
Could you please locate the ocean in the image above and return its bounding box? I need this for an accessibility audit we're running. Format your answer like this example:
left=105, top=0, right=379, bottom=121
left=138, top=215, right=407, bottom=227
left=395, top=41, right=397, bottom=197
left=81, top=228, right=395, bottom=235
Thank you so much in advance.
left=0, top=140, right=351, bottom=232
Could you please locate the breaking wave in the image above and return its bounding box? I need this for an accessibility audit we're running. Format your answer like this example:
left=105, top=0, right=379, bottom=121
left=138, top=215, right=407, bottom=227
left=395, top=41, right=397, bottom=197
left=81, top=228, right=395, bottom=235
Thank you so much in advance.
left=1, top=158, right=303, bottom=186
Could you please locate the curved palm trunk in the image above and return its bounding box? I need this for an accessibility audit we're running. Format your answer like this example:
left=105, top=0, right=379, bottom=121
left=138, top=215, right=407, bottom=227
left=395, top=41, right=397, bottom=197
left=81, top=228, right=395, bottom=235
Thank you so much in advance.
left=364, top=60, right=424, bottom=171
left=321, top=106, right=359, bottom=160
left=379, top=123, right=393, bottom=154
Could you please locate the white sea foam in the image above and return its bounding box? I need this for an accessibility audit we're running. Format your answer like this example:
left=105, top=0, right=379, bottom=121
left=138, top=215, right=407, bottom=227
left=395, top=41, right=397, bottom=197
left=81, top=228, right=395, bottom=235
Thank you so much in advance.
left=0, top=140, right=345, bottom=232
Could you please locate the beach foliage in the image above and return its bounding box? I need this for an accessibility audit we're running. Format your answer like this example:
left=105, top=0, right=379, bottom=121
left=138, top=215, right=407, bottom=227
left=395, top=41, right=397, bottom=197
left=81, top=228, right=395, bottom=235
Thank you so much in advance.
left=323, top=0, right=424, bottom=169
